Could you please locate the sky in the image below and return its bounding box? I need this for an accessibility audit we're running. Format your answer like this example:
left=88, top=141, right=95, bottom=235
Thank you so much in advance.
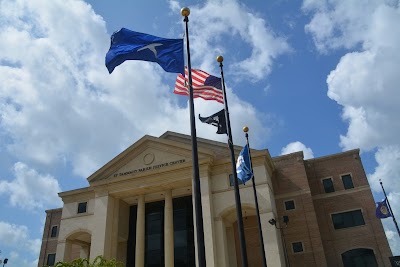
left=0, top=0, right=399, bottom=266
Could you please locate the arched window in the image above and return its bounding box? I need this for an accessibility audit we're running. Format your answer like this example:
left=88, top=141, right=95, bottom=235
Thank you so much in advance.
left=341, top=248, right=378, bottom=267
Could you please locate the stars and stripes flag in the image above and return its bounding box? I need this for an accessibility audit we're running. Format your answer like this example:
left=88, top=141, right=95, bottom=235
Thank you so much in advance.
left=174, top=68, right=224, bottom=103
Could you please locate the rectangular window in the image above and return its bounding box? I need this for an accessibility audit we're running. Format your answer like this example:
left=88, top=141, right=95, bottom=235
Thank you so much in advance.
left=322, top=178, right=335, bottom=193
left=145, top=201, right=165, bottom=267
left=50, top=225, right=58, bottom=238
left=229, top=174, right=244, bottom=186
left=284, top=200, right=295, bottom=210
left=292, top=242, right=304, bottom=253
left=332, top=210, right=365, bottom=229
left=77, top=202, right=87, bottom=214
left=173, top=196, right=195, bottom=266
left=47, top=253, right=56, bottom=266
left=342, top=174, right=354, bottom=189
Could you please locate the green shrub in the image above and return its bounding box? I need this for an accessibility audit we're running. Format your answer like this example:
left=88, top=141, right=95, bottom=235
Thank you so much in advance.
left=43, top=255, right=124, bottom=267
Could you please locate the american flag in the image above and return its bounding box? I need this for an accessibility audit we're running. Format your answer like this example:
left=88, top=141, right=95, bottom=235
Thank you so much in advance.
left=174, top=68, right=224, bottom=103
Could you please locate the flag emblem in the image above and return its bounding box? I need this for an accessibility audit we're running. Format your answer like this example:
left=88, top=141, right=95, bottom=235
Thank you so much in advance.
left=174, top=68, right=224, bottom=103
left=236, top=144, right=253, bottom=184
left=199, top=109, right=227, bottom=134
left=105, top=28, right=184, bottom=74
left=376, top=198, right=392, bottom=219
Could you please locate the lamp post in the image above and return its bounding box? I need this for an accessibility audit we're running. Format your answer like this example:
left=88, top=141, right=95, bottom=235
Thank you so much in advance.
left=2, top=258, right=8, bottom=267
left=268, top=216, right=290, bottom=267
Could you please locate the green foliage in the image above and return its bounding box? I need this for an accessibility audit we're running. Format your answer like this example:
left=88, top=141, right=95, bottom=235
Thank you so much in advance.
left=43, top=255, right=124, bottom=267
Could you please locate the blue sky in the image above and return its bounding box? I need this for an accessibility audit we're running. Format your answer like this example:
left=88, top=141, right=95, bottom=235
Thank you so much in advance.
left=0, top=0, right=399, bottom=266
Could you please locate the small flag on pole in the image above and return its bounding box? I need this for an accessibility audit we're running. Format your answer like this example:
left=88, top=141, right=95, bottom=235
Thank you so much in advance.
left=376, top=198, right=392, bottom=219
left=199, top=109, right=227, bottom=134
left=105, top=28, right=184, bottom=74
left=236, top=144, right=253, bottom=184
left=174, top=68, right=224, bottom=103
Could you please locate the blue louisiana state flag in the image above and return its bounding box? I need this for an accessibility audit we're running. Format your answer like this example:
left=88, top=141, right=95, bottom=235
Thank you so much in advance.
left=376, top=198, right=392, bottom=219
left=236, top=144, right=253, bottom=184
left=105, top=28, right=184, bottom=74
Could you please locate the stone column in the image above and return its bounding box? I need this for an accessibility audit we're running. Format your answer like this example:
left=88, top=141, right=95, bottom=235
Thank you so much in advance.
left=135, top=195, right=145, bottom=267
left=90, top=193, right=116, bottom=261
left=214, top=218, right=229, bottom=267
left=164, top=190, right=174, bottom=267
left=62, top=240, right=72, bottom=261
left=200, top=174, right=217, bottom=266
left=262, top=212, right=285, bottom=266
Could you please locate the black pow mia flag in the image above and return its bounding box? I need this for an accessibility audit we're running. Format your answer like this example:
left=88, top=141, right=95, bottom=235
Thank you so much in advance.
left=199, top=109, right=227, bottom=134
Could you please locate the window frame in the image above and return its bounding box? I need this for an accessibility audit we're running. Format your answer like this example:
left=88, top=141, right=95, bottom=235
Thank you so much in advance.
left=331, top=209, right=366, bottom=230
left=47, top=253, right=56, bottom=266
left=284, top=199, right=296, bottom=211
left=77, top=201, right=88, bottom=214
left=291, top=241, right=304, bottom=254
left=50, top=225, right=58, bottom=238
left=322, top=177, right=335, bottom=193
left=341, top=173, right=354, bottom=190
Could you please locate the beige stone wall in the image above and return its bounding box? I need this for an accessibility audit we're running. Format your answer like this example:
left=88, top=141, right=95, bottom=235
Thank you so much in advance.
left=38, top=133, right=392, bottom=267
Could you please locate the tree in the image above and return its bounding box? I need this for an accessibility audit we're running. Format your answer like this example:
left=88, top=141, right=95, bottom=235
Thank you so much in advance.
left=42, top=256, right=124, bottom=267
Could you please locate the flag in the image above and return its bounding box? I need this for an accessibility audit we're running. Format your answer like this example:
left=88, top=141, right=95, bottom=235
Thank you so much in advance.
left=376, top=198, right=392, bottom=219
left=236, top=144, right=253, bottom=184
left=105, top=28, right=184, bottom=74
left=174, top=68, right=224, bottom=103
left=199, top=109, right=227, bottom=134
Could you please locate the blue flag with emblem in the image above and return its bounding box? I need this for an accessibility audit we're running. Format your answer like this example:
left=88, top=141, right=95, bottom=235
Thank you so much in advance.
left=105, top=28, right=184, bottom=74
left=376, top=198, right=392, bottom=219
left=236, top=144, right=253, bottom=184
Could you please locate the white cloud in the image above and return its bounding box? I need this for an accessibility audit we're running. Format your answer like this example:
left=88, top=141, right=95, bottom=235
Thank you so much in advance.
left=368, top=146, right=400, bottom=193
left=0, top=221, right=41, bottom=255
left=0, top=0, right=276, bottom=179
left=168, top=0, right=290, bottom=80
left=280, top=141, right=314, bottom=159
left=0, top=162, right=62, bottom=210
left=304, top=0, right=400, bottom=255
left=382, top=191, right=400, bottom=255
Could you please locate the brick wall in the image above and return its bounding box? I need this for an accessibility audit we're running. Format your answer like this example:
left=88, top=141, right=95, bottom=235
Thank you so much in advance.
left=38, top=208, right=62, bottom=267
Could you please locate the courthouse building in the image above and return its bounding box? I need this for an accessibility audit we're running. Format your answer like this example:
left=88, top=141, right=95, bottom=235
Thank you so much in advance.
left=38, top=131, right=392, bottom=267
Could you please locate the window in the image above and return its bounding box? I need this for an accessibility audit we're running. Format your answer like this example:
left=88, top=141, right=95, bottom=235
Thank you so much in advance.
left=77, top=202, right=87, bottom=214
left=229, top=174, right=244, bottom=187
left=284, top=200, right=295, bottom=210
left=342, top=248, right=378, bottom=267
left=342, top=174, right=354, bottom=189
left=332, top=210, right=365, bottom=229
left=50, top=225, right=58, bottom=238
left=322, top=178, right=335, bottom=193
left=47, top=253, right=56, bottom=266
left=292, top=242, right=304, bottom=253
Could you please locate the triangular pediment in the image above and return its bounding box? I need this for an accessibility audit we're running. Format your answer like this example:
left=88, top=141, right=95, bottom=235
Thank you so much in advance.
left=87, top=134, right=218, bottom=184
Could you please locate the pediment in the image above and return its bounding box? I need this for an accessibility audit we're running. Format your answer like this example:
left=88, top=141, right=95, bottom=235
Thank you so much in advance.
left=87, top=135, right=216, bottom=184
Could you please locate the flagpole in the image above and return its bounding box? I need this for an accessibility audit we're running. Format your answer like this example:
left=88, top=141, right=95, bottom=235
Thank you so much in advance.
left=380, top=179, right=400, bottom=237
left=181, top=7, right=206, bottom=267
left=243, top=126, right=268, bottom=267
left=217, top=55, right=249, bottom=267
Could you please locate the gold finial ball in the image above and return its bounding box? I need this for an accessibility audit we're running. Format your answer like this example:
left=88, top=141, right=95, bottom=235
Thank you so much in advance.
left=216, top=55, right=224, bottom=63
left=181, top=7, right=190, bottom=17
left=243, top=126, right=249, bottom=133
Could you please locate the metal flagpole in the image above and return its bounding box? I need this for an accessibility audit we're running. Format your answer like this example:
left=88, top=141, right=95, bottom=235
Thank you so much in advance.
left=380, top=179, right=400, bottom=237
left=217, top=55, right=249, bottom=267
left=243, top=126, right=268, bottom=267
left=181, top=7, right=206, bottom=267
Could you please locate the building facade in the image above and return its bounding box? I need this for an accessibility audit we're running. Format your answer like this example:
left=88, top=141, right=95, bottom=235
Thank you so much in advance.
left=38, top=132, right=392, bottom=267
